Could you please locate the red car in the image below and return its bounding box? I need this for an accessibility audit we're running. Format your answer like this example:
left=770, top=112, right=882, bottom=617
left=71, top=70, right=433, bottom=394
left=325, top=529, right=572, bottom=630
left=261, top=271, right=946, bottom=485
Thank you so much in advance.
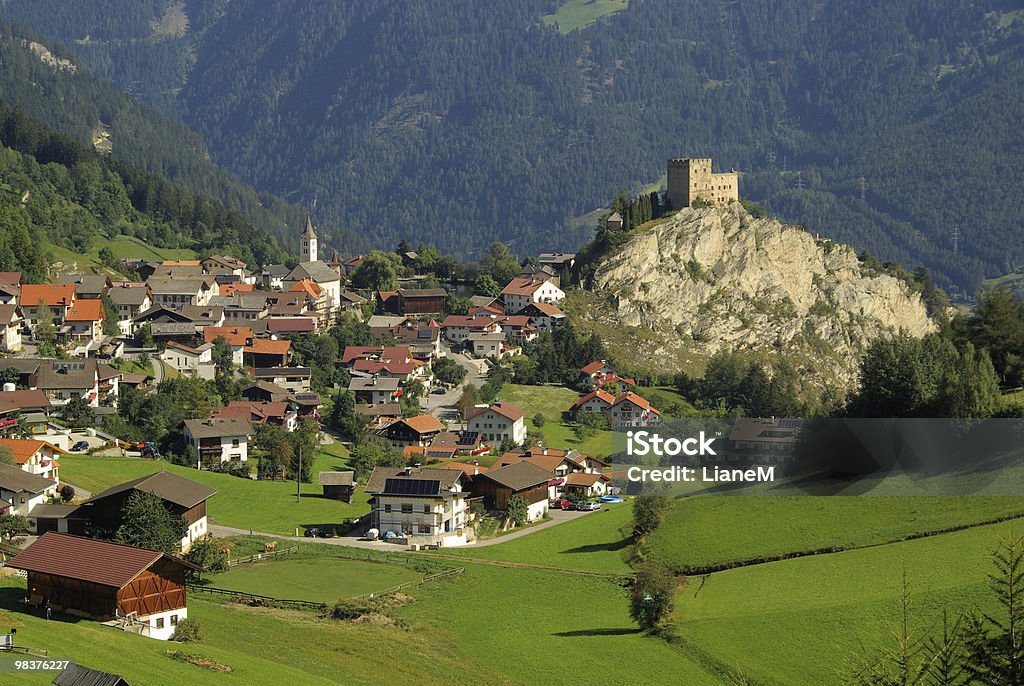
left=550, top=498, right=573, bottom=510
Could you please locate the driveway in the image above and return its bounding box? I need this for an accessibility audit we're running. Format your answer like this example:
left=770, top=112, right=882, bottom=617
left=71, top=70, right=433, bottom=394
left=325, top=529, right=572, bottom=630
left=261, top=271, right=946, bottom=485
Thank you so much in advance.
left=422, top=344, right=489, bottom=419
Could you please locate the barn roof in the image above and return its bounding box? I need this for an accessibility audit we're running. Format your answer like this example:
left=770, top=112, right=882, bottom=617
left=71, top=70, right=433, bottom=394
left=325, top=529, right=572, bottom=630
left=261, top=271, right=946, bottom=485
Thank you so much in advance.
left=86, top=471, right=216, bottom=509
left=52, top=663, right=130, bottom=686
left=9, top=532, right=199, bottom=589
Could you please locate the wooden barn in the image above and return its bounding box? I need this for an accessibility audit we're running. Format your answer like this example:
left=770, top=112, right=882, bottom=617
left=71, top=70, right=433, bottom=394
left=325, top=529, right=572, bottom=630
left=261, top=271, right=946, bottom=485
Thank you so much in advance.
left=471, top=461, right=551, bottom=522
left=318, top=471, right=356, bottom=502
left=10, top=532, right=199, bottom=640
left=82, top=471, right=216, bottom=552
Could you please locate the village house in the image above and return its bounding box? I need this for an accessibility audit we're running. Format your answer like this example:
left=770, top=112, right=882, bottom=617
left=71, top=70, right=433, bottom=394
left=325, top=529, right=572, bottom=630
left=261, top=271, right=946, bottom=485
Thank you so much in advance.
left=0, top=271, right=20, bottom=304
left=160, top=342, right=216, bottom=379
left=520, top=301, right=566, bottom=329
left=377, top=414, right=447, bottom=447
left=53, top=664, right=131, bottom=686
left=364, top=466, right=472, bottom=546
left=106, top=284, right=152, bottom=335
left=466, top=400, right=527, bottom=447
left=0, top=461, right=57, bottom=518
left=9, top=532, right=199, bottom=640
left=201, top=255, right=247, bottom=278
left=57, top=274, right=112, bottom=300
left=243, top=338, right=292, bottom=368
left=391, top=288, right=448, bottom=316
left=349, top=376, right=402, bottom=405
left=19, top=283, right=76, bottom=329
left=212, top=400, right=298, bottom=432
left=146, top=277, right=216, bottom=310
left=260, top=264, right=290, bottom=290
left=0, top=389, right=50, bottom=437
left=183, top=417, right=253, bottom=468
left=728, top=417, right=802, bottom=463
left=467, top=331, right=507, bottom=359
left=203, top=325, right=252, bottom=365
left=429, top=430, right=488, bottom=456
left=570, top=388, right=616, bottom=418
left=580, top=360, right=619, bottom=385
left=0, top=303, right=22, bottom=352
left=563, top=472, right=611, bottom=499
left=283, top=262, right=342, bottom=315
left=288, top=279, right=332, bottom=326
left=471, top=461, right=551, bottom=522
left=607, top=392, right=661, bottom=430
left=64, top=299, right=105, bottom=347
left=252, top=367, right=311, bottom=393
left=318, top=471, right=356, bottom=502
left=499, top=276, right=565, bottom=315
left=0, top=437, right=64, bottom=481
left=390, top=321, right=443, bottom=362
left=11, top=358, right=119, bottom=407
left=209, top=293, right=270, bottom=324
left=439, top=314, right=502, bottom=344
left=82, top=472, right=217, bottom=552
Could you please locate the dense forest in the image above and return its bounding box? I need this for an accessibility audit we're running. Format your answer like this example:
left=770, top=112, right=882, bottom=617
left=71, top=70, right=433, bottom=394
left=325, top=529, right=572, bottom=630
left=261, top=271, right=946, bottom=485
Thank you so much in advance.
left=0, top=104, right=288, bottom=279
left=0, top=18, right=323, bottom=254
left=0, top=1, right=1021, bottom=293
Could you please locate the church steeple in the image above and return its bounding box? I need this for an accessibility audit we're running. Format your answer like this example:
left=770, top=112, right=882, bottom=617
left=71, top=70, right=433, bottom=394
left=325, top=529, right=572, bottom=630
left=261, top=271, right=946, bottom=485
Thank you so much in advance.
left=301, top=214, right=318, bottom=262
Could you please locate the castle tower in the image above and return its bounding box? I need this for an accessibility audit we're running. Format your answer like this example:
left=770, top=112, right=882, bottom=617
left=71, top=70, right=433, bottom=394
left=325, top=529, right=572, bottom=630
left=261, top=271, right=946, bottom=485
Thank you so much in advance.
left=666, top=158, right=738, bottom=210
left=301, top=214, right=318, bottom=263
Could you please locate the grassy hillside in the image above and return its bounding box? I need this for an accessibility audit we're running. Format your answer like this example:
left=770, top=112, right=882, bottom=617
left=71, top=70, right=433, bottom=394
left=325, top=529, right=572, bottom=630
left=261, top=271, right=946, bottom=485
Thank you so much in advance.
left=434, top=502, right=634, bottom=574
left=400, top=562, right=719, bottom=684
left=211, top=558, right=421, bottom=603
left=47, top=236, right=198, bottom=274
left=0, top=577, right=512, bottom=686
left=674, top=519, right=1017, bottom=684
left=646, top=495, right=1024, bottom=573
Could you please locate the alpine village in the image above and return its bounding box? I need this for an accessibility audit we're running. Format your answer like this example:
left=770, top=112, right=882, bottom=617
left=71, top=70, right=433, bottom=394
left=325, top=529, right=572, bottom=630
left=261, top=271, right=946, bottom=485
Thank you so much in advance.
left=0, top=2, right=1022, bottom=685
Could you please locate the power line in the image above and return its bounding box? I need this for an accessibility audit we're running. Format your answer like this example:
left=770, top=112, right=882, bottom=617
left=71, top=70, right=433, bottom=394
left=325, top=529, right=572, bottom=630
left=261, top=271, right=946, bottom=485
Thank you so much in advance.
left=858, top=177, right=867, bottom=201
left=794, top=171, right=804, bottom=190
left=951, top=225, right=961, bottom=255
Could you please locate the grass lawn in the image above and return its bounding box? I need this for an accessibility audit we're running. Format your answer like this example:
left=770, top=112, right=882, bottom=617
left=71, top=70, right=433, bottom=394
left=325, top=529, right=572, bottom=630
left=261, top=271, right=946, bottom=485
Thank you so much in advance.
left=499, top=383, right=614, bottom=456
left=646, top=495, right=1024, bottom=572
left=436, top=504, right=634, bottom=574
left=637, top=385, right=697, bottom=417
left=60, top=452, right=368, bottom=536
left=399, top=562, right=721, bottom=685
left=210, top=558, right=421, bottom=603
left=0, top=577, right=511, bottom=686
left=542, top=0, right=629, bottom=33
left=674, top=519, right=1017, bottom=684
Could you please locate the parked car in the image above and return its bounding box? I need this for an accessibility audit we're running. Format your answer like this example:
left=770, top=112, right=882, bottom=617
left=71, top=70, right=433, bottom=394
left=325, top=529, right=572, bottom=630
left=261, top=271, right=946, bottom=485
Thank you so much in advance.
left=574, top=500, right=601, bottom=511
left=550, top=498, right=573, bottom=509
left=599, top=495, right=624, bottom=504
left=71, top=440, right=90, bottom=452
left=303, top=527, right=322, bottom=538
left=431, top=388, right=446, bottom=395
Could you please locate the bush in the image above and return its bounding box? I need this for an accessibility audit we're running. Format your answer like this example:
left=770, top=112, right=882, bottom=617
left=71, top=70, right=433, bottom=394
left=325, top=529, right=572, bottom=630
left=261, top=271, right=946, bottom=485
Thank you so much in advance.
left=170, top=617, right=204, bottom=642
left=532, top=412, right=545, bottom=428
left=59, top=484, right=75, bottom=502
left=630, top=561, right=676, bottom=631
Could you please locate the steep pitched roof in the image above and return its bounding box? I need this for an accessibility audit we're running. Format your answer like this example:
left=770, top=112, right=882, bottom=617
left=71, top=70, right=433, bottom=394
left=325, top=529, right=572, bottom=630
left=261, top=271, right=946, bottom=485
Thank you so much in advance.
left=571, top=388, right=616, bottom=410
left=467, top=399, right=525, bottom=423
left=0, top=389, right=50, bottom=413
left=286, top=261, right=338, bottom=284
left=0, top=461, right=55, bottom=494
left=392, top=414, right=446, bottom=434
left=244, top=338, right=292, bottom=356
left=476, top=461, right=552, bottom=491
left=9, top=531, right=199, bottom=589
left=19, top=283, right=75, bottom=307
left=289, top=278, right=323, bottom=298
left=500, top=276, right=552, bottom=297
left=0, top=437, right=65, bottom=465
left=204, top=326, right=253, bottom=346
left=302, top=214, right=317, bottom=239
left=65, top=299, right=104, bottom=322
left=610, top=392, right=660, bottom=414
left=364, top=466, right=462, bottom=495
left=86, top=471, right=217, bottom=509
left=183, top=417, right=253, bottom=439
left=0, top=303, right=20, bottom=324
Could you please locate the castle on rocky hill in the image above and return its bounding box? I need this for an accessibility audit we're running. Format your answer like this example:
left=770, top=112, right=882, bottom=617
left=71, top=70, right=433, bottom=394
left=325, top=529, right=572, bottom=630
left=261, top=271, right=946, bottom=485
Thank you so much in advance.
left=666, top=157, right=738, bottom=209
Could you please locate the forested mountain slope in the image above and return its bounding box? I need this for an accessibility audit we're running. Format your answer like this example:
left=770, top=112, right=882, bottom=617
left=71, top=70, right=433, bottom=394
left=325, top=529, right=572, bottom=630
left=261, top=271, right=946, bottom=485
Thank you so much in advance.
left=3, top=1, right=1022, bottom=292
left=0, top=18, right=322, bottom=253
left=0, top=105, right=287, bottom=280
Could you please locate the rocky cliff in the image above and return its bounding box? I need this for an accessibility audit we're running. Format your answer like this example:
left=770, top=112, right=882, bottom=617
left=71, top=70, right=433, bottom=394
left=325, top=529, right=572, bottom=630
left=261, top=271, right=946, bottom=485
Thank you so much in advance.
left=575, top=206, right=936, bottom=388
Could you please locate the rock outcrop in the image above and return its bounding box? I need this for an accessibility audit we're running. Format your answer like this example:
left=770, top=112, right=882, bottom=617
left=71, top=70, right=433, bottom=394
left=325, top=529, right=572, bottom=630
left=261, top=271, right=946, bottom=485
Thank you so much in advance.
left=581, top=205, right=936, bottom=388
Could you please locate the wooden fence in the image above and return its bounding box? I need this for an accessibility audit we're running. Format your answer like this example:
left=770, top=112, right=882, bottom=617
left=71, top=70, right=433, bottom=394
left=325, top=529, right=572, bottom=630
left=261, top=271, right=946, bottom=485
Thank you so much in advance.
left=186, top=583, right=328, bottom=612
left=348, top=566, right=465, bottom=602
left=225, top=545, right=298, bottom=567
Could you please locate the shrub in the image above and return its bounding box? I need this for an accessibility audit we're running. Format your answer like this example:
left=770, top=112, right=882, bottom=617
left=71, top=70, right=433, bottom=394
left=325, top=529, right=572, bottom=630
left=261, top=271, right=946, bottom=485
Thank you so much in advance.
left=532, top=412, right=546, bottom=428
left=170, top=617, right=204, bottom=642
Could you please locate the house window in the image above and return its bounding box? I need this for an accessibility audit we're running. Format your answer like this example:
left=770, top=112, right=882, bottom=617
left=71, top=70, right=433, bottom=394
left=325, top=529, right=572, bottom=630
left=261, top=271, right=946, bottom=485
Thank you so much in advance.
left=401, top=504, right=413, bottom=514
left=423, top=505, right=431, bottom=514
left=170, top=614, right=178, bottom=626
left=155, top=617, right=165, bottom=629
left=384, top=504, right=392, bottom=513
left=418, top=525, right=431, bottom=534
left=232, top=438, right=240, bottom=447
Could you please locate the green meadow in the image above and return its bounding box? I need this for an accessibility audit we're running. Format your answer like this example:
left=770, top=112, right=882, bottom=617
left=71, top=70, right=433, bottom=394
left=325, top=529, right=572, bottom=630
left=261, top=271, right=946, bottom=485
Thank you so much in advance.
left=60, top=447, right=366, bottom=536
left=674, top=519, right=1017, bottom=684
left=645, top=495, right=1024, bottom=572
left=211, top=558, right=421, bottom=603
left=542, top=0, right=630, bottom=34
left=434, top=503, right=634, bottom=574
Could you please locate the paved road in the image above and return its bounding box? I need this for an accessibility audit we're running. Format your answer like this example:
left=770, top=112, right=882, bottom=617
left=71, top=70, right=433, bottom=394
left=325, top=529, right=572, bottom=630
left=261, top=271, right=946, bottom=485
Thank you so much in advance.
left=421, top=344, right=489, bottom=419
left=208, top=508, right=595, bottom=551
